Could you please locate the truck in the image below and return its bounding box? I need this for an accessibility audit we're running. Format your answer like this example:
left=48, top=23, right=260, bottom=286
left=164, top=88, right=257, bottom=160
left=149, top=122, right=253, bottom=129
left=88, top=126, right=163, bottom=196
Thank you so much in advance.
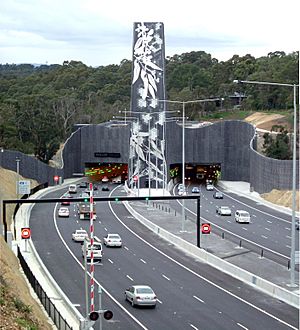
left=77, top=202, right=96, bottom=220
left=82, top=236, right=102, bottom=261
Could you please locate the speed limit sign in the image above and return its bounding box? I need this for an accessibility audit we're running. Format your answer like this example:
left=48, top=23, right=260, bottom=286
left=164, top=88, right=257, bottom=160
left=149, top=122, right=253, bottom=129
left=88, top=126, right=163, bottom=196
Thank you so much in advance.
left=21, top=227, right=31, bottom=239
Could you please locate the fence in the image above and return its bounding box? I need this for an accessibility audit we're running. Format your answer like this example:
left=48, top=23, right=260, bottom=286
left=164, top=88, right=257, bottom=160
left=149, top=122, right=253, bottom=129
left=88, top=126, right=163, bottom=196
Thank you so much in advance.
left=17, top=247, right=73, bottom=330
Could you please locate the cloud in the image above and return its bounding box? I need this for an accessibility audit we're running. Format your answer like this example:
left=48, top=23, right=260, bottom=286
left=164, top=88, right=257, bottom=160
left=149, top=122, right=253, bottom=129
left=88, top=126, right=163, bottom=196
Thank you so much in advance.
left=0, top=0, right=299, bottom=66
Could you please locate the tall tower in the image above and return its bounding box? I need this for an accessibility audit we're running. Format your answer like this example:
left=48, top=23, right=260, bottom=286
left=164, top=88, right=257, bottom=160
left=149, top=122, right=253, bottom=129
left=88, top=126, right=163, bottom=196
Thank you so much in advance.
left=129, top=22, right=167, bottom=192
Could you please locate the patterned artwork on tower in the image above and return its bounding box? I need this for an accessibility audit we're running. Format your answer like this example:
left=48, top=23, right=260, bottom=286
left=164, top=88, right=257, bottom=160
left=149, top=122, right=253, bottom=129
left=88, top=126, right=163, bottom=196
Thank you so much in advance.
left=129, top=22, right=167, bottom=190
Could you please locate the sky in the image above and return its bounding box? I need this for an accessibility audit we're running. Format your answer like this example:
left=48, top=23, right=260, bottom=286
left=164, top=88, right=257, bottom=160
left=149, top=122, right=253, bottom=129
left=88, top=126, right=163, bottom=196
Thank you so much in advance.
left=1, top=0, right=299, bottom=67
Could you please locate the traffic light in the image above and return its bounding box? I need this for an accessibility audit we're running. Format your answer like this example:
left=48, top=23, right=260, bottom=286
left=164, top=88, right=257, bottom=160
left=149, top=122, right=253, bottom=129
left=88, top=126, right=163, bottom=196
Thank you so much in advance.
left=103, top=310, right=113, bottom=320
left=89, top=311, right=99, bottom=321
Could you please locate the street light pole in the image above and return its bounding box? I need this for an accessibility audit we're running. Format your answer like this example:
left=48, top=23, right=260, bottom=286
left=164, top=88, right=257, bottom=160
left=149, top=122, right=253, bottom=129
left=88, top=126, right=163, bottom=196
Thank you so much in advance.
left=160, top=98, right=221, bottom=231
left=233, top=79, right=299, bottom=287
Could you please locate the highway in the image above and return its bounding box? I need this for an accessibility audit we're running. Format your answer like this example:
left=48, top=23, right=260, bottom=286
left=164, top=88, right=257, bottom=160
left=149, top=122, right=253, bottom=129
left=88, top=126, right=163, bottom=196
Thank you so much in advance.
left=173, top=183, right=299, bottom=263
left=28, top=183, right=299, bottom=329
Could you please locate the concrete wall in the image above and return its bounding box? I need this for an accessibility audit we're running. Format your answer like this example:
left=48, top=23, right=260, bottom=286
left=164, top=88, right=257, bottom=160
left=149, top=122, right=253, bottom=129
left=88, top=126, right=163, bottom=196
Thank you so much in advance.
left=1, top=120, right=297, bottom=194
left=165, top=120, right=255, bottom=182
left=0, top=150, right=63, bottom=186
left=62, top=123, right=131, bottom=178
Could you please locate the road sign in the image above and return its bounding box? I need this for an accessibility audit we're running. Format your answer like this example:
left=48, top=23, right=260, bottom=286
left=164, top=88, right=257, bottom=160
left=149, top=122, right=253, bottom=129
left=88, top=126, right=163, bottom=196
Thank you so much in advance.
left=201, top=223, right=211, bottom=234
left=21, top=227, right=31, bottom=239
left=89, top=311, right=99, bottom=321
left=54, top=175, right=59, bottom=183
left=103, top=310, right=113, bottom=320
left=133, top=175, right=138, bottom=182
left=17, top=180, right=31, bottom=195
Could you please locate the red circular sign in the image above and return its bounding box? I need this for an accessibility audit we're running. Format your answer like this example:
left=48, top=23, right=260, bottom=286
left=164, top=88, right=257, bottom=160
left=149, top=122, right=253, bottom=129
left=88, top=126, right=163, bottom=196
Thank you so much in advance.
left=201, top=223, right=211, bottom=234
left=133, top=175, right=138, bottom=182
left=54, top=175, right=59, bottom=182
left=21, top=227, right=31, bottom=239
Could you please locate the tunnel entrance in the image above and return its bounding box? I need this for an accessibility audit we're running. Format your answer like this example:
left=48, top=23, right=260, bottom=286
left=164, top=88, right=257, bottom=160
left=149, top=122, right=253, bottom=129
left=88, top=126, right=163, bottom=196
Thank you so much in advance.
left=170, top=163, right=221, bottom=184
left=84, top=162, right=128, bottom=182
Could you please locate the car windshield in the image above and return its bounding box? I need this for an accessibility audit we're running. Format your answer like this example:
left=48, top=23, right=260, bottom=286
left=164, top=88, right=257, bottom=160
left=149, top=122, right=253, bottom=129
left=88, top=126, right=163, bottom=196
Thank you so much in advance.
left=136, top=287, right=153, bottom=294
left=239, top=212, right=249, bottom=216
left=109, top=235, right=120, bottom=239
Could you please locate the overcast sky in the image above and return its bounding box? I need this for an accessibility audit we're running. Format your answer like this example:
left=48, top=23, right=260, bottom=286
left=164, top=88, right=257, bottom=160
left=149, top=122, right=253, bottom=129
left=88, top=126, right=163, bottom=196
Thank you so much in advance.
left=1, top=0, right=299, bottom=67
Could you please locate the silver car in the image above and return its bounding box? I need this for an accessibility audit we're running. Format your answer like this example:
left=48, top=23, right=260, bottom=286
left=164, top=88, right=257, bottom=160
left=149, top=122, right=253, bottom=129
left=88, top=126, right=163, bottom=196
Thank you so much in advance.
left=125, top=285, right=157, bottom=308
left=216, top=206, right=232, bottom=216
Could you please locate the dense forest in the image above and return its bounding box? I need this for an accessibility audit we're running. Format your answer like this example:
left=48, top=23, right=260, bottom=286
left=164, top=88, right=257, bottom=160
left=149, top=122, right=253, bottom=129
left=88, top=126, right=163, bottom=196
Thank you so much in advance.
left=0, top=50, right=298, bottom=163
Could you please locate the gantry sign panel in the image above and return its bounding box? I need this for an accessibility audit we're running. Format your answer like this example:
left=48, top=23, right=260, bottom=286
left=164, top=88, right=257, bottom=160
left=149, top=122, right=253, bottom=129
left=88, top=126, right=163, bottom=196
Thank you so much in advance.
left=130, top=22, right=167, bottom=189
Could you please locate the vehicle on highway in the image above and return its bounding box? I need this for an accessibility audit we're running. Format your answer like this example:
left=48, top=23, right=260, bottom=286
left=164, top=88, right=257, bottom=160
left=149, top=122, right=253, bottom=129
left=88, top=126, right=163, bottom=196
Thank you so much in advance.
left=235, top=210, right=250, bottom=223
left=102, top=176, right=109, bottom=183
left=72, top=229, right=88, bottom=242
left=192, top=187, right=200, bottom=193
left=206, top=184, right=214, bottom=191
left=58, top=207, right=70, bottom=217
left=77, top=202, right=96, bottom=220
left=178, top=184, right=184, bottom=190
left=112, top=176, right=121, bottom=184
left=213, top=191, right=223, bottom=199
left=82, top=236, right=102, bottom=261
left=103, top=234, right=122, bottom=247
left=61, top=194, right=72, bottom=205
left=102, top=185, right=109, bottom=191
left=178, top=189, right=186, bottom=196
left=68, top=184, right=77, bottom=194
left=125, top=285, right=157, bottom=308
left=216, top=206, right=232, bottom=216
left=79, top=181, right=88, bottom=188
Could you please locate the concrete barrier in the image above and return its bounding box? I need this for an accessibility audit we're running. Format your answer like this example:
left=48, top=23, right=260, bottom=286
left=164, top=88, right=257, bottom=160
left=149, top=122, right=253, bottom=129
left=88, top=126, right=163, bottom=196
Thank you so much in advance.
left=14, top=180, right=84, bottom=330
left=124, top=201, right=299, bottom=308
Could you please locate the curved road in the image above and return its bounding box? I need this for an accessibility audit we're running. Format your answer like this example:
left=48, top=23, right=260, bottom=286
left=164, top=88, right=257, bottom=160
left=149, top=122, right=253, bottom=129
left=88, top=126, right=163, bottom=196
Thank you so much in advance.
left=29, top=183, right=298, bottom=329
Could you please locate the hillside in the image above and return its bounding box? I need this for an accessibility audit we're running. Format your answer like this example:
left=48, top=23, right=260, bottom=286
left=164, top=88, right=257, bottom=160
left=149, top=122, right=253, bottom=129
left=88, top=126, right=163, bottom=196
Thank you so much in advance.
left=0, top=169, right=53, bottom=329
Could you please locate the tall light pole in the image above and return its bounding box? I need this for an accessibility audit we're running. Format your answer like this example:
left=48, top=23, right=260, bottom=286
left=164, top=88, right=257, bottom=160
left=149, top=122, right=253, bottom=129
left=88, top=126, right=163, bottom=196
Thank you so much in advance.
left=160, top=98, right=221, bottom=231
left=233, top=79, right=299, bottom=287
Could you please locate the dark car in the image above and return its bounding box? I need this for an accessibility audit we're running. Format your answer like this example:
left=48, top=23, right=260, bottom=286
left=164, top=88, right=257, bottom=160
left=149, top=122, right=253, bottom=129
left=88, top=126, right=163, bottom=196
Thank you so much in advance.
left=79, top=181, right=88, bottom=188
left=213, top=192, right=223, bottom=199
left=102, top=185, right=109, bottom=191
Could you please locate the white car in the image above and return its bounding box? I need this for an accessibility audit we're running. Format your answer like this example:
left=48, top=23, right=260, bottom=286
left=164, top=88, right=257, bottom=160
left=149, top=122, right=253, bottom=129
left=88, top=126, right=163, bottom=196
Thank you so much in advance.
left=68, top=184, right=77, bottom=194
left=235, top=210, right=250, bottom=223
left=72, top=229, right=88, bottom=242
left=102, top=176, right=109, bottom=183
left=112, top=176, right=121, bottom=184
left=206, top=184, right=214, bottom=191
left=58, top=207, right=70, bottom=217
left=125, top=285, right=157, bottom=308
left=103, top=234, right=122, bottom=247
left=216, top=206, right=232, bottom=216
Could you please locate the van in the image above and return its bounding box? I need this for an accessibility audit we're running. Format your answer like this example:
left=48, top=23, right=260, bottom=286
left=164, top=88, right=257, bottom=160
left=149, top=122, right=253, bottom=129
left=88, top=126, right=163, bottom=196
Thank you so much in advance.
left=235, top=210, right=250, bottom=223
left=68, top=184, right=77, bottom=194
left=82, top=236, right=102, bottom=261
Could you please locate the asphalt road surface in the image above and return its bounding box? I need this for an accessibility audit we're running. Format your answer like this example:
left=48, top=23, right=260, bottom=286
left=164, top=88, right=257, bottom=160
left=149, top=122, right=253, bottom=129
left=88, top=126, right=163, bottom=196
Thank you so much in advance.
left=28, top=183, right=299, bottom=329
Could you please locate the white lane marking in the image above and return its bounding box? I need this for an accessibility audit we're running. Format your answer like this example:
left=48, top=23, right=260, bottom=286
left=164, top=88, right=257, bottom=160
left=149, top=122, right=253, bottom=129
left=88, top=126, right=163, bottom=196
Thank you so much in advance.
left=126, top=275, right=134, bottom=281
left=267, top=220, right=272, bottom=223
left=140, top=258, right=147, bottom=264
left=52, top=206, right=148, bottom=330
left=227, top=220, right=231, bottom=223
left=193, top=295, right=205, bottom=303
left=104, top=227, right=108, bottom=231
left=190, top=324, right=199, bottom=330
left=157, top=299, right=162, bottom=304
left=107, top=197, right=297, bottom=330
left=162, top=274, right=170, bottom=281
left=252, top=214, right=257, bottom=218
left=261, top=235, right=268, bottom=239
left=73, top=304, right=80, bottom=307
left=206, top=209, right=209, bottom=213
left=286, top=227, right=291, bottom=231
left=286, top=235, right=291, bottom=239
left=98, top=221, right=101, bottom=224
left=108, top=259, right=113, bottom=264
left=124, top=246, right=129, bottom=251
left=242, top=227, right=247, bottom=231
left=265, top=228, right=271, bottom=231
left=237, top=323, right=248, bottom=330
left=286, top=245, right=291, bottom=248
